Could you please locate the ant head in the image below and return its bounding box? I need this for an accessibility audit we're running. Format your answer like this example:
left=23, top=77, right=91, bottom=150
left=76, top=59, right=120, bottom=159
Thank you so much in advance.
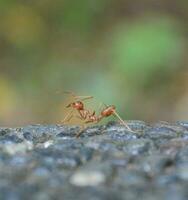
left=71, top=101, right=84, bottom=110
left=66, top=101, right=84, bottom=110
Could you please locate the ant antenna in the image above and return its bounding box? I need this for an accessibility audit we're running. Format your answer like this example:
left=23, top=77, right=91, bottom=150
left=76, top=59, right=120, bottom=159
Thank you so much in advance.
left=64, top=91, right=93, bottom=101
left=62, top=109, right=74, bottom=123
left=113, top=110, right=134, bottom=132
left=102, top=102, right=134, bottom=132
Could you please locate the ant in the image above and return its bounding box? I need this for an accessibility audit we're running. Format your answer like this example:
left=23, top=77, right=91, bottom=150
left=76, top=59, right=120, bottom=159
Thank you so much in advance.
left=62, top=92, right=134, bottom=137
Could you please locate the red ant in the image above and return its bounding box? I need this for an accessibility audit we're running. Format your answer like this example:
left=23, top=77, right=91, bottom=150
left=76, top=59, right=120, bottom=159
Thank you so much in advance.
left=62, top=92, right=134, bottom=137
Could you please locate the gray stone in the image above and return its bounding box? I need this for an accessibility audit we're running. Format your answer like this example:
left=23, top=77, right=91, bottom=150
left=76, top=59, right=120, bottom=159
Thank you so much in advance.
left=0, top=121, right=187, bottom=200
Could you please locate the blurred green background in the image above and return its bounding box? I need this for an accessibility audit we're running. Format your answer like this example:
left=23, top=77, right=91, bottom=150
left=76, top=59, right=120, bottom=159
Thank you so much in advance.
left=0, top=0, right=187, bottom=126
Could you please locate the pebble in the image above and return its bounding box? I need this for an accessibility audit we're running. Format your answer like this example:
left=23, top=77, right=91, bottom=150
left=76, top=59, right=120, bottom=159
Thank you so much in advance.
left=70, top=170, right=106, bottom=186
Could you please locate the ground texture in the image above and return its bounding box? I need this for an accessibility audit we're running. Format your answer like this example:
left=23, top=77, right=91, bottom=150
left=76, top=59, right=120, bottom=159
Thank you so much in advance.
left=0, top=121, right=188, bottom=200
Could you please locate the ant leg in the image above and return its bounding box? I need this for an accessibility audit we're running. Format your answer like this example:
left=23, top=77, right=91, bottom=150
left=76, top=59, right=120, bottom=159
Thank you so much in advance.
left=113, top=111, right=135, bottom=132
left=75, top=115, right=84, bottom=121
left=85, top=120, right=93, bottom=124
left=61, top=110, right=74, bottom=123
left=76, top=124, right=87, bottom=138
left=62, top=114, right=73, bottom=124
left=78, top=110, right=89, bottom=120
left=98, top=102, right=104, bottom=111
left=95, top=102, right=106, bottom=122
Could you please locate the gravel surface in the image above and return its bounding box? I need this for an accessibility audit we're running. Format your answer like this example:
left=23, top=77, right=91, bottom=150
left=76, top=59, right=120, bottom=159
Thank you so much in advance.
left=0, top=121, right=188, bottom=200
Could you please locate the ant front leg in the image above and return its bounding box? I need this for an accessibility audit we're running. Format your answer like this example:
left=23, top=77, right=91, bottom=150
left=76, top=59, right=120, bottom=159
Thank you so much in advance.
left=62, top=110, right=83, bottom=124
left=62, top=110, right=74, bottom=123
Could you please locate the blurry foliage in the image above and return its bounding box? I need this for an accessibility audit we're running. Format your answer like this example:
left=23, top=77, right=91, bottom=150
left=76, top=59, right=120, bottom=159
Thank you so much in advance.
left=0, top=0, right=187, bottom=125
left=1, top=5, right=45, bottom=47
left=61, top=0, right=108, bottom=31
left=0, top=77, right=18, bottom=122
left=110, top=16, right=184, bottom=86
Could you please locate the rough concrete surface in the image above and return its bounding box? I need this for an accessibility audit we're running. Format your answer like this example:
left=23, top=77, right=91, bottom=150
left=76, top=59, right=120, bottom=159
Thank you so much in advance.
left=0, top=121, right=188, bottom=200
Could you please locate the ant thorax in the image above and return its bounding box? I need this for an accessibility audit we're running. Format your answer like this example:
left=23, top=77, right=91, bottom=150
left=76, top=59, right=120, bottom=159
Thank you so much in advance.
left=73, top=101, right=84, bottom=110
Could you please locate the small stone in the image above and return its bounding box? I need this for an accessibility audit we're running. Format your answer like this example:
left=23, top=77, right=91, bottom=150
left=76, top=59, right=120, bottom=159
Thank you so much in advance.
left=144, top=126, right=178, bottom=140
left=177, top=164, right=188, bottom=181
left=0, top=135, right=23, bottom=144
left=176, top=146, right=188, bottom=164
left=0, top=129, right=9, bottom=136
left=176, top=121, right=188, bottom=130
left=70, top=170, right=105, bottom=186
left=3, top=141, right=33, bottom=155
left=122, top=139, right=154, bottom=155
left=23, top=132, right=33, bottom=141
left=79, top=147, right=94, bottom=163
left=43, top=140, right=54, bottom=148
